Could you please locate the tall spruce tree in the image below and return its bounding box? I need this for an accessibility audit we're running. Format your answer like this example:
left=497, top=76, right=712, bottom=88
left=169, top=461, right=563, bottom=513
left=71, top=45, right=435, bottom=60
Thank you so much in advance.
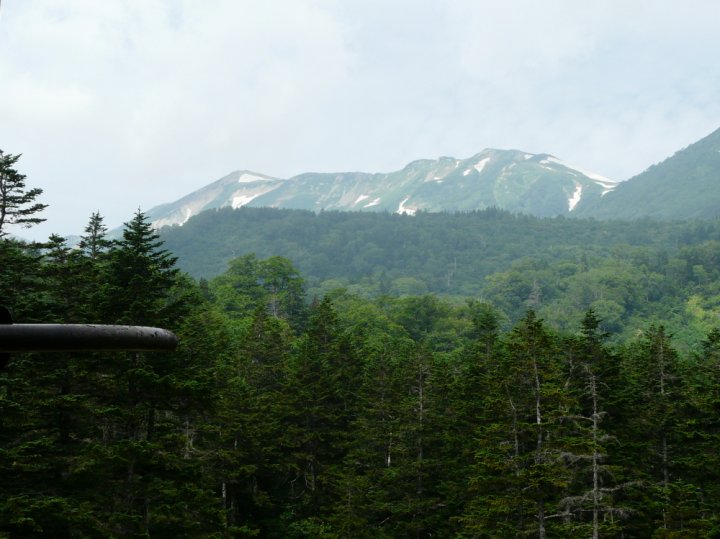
left=88, top=210, right=220, bottom=535
left=0, top=150, right=47, bottom=237
left=618, top=325, right=688, bottom=535
left=277, top=298, right=359, bottom=535
left=559, top=310, right=627, bottom=537
left=77, top=211, right=112, bottom=261
left=102, top=209, right=179, bottom=326
left=460, top=311, right=575, bottom=537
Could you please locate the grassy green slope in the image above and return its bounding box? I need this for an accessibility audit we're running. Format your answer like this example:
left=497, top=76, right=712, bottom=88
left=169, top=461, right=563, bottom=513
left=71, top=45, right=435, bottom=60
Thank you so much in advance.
left=578, top=127, right=720, bottom=220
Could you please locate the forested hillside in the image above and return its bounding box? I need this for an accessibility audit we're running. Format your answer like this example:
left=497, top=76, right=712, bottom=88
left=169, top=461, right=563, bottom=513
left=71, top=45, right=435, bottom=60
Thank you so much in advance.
left=577, top=126, right=720, bottom=220
left=161, top=206, right=720, bottom=350
left=3, top=217, right=720, bottom=536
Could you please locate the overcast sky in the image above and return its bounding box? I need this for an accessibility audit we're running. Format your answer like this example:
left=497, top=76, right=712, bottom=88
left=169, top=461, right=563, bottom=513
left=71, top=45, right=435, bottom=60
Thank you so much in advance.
left=2, top=0, right=719, bottom=240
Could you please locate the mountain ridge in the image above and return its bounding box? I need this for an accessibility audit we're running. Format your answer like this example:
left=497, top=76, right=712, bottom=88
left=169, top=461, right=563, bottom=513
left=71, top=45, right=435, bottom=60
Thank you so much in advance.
left=575, top=127, right=720, bottom=220
left=147, top=148, right=617, bottom=228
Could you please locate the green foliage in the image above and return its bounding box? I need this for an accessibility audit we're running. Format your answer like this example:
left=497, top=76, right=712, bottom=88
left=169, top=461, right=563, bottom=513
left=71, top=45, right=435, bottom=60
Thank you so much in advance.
left=162, top=206, right=720, bottom=350
left=208, top=253, right=307, bottom=331
left=161, top=206, right=707, bottom=285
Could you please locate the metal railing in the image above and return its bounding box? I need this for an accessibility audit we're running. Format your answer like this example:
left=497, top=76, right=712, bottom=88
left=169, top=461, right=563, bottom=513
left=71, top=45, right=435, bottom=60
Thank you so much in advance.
left=0, top=306, right=178, bottom=369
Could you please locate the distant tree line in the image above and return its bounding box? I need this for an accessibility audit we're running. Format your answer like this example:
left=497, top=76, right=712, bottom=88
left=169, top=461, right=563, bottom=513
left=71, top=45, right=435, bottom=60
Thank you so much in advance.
left=161, top=206, right=720, bottom=351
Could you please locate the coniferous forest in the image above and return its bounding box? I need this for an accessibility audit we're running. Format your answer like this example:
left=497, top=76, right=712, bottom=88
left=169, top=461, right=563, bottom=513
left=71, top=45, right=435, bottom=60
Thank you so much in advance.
left=3, top=155, right=720, bottom=537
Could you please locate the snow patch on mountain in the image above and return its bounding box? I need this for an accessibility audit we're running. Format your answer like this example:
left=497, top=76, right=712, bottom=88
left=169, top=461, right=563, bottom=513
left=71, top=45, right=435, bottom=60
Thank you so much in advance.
left=463, top=169, right=471, bottom=176
left=568, top=184, right=583, bottom=211
left=396, top=197, right=416, bottom=216
left=238, top=172, right=271, bottom=183
left=232, top=193, right=261, bottom=208
left=545, top=157, right=616, bottom=187
left=354, top=194, right=370, bottom=205
left=474, top=157, right=491, bottom=174
left=364, top=197, right=381, bottom=208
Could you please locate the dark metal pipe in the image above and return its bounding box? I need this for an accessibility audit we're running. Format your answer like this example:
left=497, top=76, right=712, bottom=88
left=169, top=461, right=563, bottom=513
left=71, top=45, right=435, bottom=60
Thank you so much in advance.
left=0, top=324, right=178, bottom=352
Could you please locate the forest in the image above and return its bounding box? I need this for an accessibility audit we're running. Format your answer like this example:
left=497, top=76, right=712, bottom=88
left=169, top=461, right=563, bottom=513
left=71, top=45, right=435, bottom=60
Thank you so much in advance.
left=2, top=153, right=720, bottom=537
left=162, top=206, right=720, bottom=352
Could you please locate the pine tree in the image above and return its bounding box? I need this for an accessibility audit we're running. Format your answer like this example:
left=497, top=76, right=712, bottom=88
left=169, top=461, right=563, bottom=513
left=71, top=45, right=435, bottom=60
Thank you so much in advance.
left=73, top=213, right=114, bottom=321
left=88, top=210, right=219, bottom=535
left=0, top=150, right=47, bottom=237
left=0, top=238, right=45, bottom=322
left=558, top=310, right=627, bottom=537
left=102, top=209, right=179, bottom=326
left=212, top=305, right=294, bottom=535
left=672, top=328, right=720, bottom=534
left=0, top=236, right=106, bottom=536
left=460, top=311, right=575, bottom=537
left=618, top=325, right=689, bottom=535
left=278, top=298, right=359, bottom=534
left=77, top=211, right=112, bottom=261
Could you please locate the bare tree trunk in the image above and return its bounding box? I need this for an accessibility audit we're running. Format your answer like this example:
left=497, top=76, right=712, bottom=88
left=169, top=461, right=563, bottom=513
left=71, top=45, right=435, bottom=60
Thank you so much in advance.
left=416, top=361, right=424, bottom=496
left=532, top=353, right=546, bottom=539
left=590, top=371, right=600, bottom=539
left=658, top=337, right=669, bottom=530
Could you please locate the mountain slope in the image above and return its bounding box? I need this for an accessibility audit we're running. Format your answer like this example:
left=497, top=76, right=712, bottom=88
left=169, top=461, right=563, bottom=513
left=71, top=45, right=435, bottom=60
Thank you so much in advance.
left=147, top=149, right=616, bottom=227
left=250, top=150, right=616, bottom=217
left=146, top=170, right=284, bottom=228
left=577, top=127, right=720, bottom=220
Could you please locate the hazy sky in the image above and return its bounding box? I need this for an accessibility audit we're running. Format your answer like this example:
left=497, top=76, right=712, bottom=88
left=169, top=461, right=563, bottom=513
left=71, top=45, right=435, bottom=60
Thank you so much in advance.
left=2, top=0, right=719, bottom=240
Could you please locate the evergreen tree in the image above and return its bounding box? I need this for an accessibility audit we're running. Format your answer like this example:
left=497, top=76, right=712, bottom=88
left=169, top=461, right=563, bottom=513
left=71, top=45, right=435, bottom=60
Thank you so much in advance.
left=460, top=311, right=575, bottom=537
left=559, top=310, right=626, bottom=537
left=674, top=328, right=720, bottom=534
left=77, top=211, right=112, bottom=261
left=87, top=211, right=218, bottom=535
left=618, top=325, right=689, bottom=535
left=102, top=209, right=180, bottom=326
left=212, top=305, right=294, bottom=536
left=0, top=150, right=47, bottom=237
left=278, top=298, right=359, bottom=535
left=0, top=238, right=45, bottom=321
left=72, top=212, right=114, bottom=321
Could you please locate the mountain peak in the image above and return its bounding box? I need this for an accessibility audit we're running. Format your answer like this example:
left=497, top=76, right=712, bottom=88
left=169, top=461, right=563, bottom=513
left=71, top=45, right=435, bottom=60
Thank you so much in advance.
left=147, top=148, right=616, bottom=228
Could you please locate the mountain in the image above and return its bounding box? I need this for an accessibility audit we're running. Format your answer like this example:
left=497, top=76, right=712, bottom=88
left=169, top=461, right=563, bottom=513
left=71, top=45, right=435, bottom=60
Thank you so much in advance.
left=146, top=171, right=285, bottom=228
left=576, top=127, right=720, bottom=220
left=147, top=149, right=617, bottom=227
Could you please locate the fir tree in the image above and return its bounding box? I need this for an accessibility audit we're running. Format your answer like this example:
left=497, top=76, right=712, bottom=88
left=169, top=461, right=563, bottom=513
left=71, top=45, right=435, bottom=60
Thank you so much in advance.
left=77, top=211, right=112, bottom=261
left=102, top=209, right=179, bottom=326
left=0, top=150, right=47, bottom=237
